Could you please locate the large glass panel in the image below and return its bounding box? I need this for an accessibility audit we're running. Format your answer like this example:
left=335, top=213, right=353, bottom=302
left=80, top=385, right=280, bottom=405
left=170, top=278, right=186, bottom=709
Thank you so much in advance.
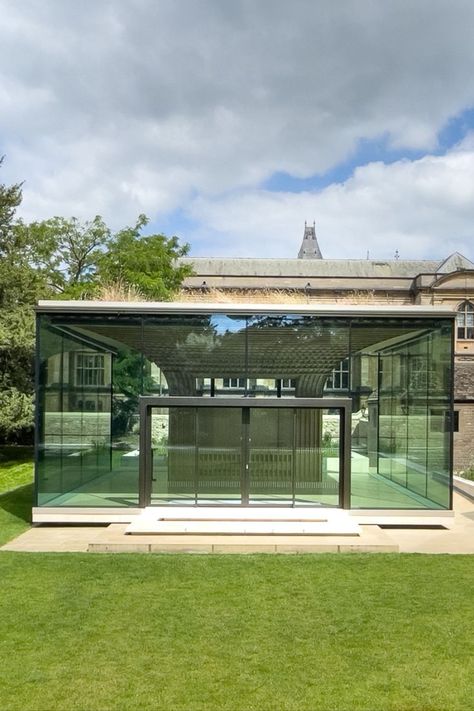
left=151, top=406, right=243, bottom=504
left=350, top=317, right=452, bottom=509
left=37, top=313, right=142, bottom=507
left=426, top=323, right=452, bottom=507
left=196, top=408, right=242, bottom=503
left=247, top=407, right=341, bottom=506
left=248, top=408, right=294, bottom=504
left=152, top=406, right=196, bottom=504
left=294, top=409, right=341, bottom=507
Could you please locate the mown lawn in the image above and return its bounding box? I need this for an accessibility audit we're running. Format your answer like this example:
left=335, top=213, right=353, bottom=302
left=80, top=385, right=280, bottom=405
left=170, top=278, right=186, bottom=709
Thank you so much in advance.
left=0, top=552, right=473, bottom=711
left=0, top=447, right=33, bottom=545
left=0, top=450, right=473, bottom=710
left=0, top=446, right=34, bottom=494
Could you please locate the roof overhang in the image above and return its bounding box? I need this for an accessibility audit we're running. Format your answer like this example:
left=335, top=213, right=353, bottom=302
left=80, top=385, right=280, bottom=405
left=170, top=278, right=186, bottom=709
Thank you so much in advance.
left=36, top=300, right=455, bottom=319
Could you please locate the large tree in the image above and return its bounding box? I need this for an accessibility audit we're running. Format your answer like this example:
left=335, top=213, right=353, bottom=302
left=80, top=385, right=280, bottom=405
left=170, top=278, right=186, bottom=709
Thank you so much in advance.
left=19, top=215, right=110, bottom=297
left=19, top=213, right=193, bottom=300
left=0, top=159, right=39, bottom=442
left=97, top=214, right=193, bottom=300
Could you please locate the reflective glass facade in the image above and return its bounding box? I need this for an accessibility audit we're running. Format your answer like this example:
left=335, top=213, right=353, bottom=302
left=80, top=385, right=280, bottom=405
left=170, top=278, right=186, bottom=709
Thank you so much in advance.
left=36, top=307, right=453, bottom=510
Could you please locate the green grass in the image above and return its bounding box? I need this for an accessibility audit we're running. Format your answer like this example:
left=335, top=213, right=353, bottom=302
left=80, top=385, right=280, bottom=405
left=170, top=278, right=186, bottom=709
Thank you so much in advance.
left=457, top=466, right=474, bottom=481
left=0, top=447, right=33, bottom=545
left=0, top=453, right=472, bottom=709
left=0, top=446, right=34, bottom=494
left=0, top=553, right=473, bottom=711
left=0, top=483, right=33, bottom=546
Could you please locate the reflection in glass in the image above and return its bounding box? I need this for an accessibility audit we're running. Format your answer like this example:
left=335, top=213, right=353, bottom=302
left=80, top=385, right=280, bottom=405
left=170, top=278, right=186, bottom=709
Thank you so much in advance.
left=36, top=311, right=453, bottom=510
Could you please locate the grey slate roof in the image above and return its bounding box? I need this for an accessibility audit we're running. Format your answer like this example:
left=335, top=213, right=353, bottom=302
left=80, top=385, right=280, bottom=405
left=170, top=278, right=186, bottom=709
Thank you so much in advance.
left=181, top=253, right=474, bottom=279
left=436, top=252, right=474, bottom=272
left=182, top=257, right=438, bottom=278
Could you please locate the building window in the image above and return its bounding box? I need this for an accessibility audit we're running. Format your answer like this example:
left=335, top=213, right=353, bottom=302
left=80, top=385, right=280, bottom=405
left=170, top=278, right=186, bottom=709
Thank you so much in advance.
left=281, top=378, right=296, bottom=389
left=77, top=399, right=101, bottom=412
left=453, top=410, right=460, bottom=432
left=325, top=359, right=349, bottom=390
left=75, top=353, right=105, bottom=387
left=409, top=356, right=428, bottom=390
left=222, top=377, right=246, bottom=389
left=456, top=301, right=474, bottom=340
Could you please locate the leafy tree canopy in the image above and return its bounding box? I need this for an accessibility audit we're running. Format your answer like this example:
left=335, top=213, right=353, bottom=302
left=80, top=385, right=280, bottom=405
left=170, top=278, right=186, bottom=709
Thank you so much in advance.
left=0, top=156, right=22, bottom=239
left=18, top=215, right=110, bottom=296
left=97, top=214, right=193, bottom=300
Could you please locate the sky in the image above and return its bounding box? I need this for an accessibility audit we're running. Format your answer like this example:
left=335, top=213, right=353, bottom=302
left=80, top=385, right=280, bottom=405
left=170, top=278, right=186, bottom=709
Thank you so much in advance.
left=2, top=0, right=474, bottom=261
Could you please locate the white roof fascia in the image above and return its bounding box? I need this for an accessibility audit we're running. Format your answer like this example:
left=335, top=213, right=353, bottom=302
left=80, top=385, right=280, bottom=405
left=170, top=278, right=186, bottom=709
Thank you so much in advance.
left=36, top=300, right=455, bottom=318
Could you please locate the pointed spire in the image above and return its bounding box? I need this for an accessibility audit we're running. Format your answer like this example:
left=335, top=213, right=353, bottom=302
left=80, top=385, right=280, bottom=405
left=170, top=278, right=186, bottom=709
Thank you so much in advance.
left=298, top=221, right=323, bottom=259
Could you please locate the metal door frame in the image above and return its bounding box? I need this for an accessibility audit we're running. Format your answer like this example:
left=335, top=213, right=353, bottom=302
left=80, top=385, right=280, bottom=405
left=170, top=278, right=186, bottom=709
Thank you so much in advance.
left=139, top=397, right=352, bottom=509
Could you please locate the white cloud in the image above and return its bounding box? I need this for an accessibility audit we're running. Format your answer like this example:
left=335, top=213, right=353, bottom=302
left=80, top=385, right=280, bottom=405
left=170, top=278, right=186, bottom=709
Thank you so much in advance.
left=0, top=0, right=474, bottom=253
left=186, top=138, right=474, bottom=260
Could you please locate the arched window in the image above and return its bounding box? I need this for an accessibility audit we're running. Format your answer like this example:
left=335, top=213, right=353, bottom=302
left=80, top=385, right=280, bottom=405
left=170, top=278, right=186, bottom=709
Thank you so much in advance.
left=456, top=301, right=474, bottom=340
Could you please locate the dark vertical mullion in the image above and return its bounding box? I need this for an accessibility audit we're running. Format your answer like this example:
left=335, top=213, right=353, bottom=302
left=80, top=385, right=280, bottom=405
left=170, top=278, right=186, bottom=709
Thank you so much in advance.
left=341, top=405, right=351, bottom=509
left=109, top=354, right=114, bottom=472
left=425, top=335, right=430, bottom=499
left=291, top=408, right=296, bottom=507
left=348, top=318, right=352, bottom=394
left=389, top=353, right=394, bottom=481
left=138, top=400, right=151, bottom=507
left=244, top=316, right=249, bottom=397
left=376, top=353, right=381, bottom=475
left=59, top=335, right=65, bottom=493
left=449, top=322, right=455, bottom=510
left=33, top=314, right=42, bottom=507
left=346, top=321, right=352, bottom=503
left=242, top=407, right=250, bottom=504
left=140, top=316, right=145, bottom=396
left=194, top=407, right=199, bottom=504
left=405, top=346, right=409, bottom=489
left=276, top=379, right=282, bottom=398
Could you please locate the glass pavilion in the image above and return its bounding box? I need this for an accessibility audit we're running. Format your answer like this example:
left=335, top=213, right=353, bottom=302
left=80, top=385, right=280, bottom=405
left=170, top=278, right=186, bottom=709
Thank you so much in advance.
left=34, top=301, right=454, bottom=520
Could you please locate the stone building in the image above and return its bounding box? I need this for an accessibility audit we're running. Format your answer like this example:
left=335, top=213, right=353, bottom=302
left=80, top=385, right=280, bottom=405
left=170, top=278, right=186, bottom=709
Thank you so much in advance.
left=180, top=224, right=474, bottom=472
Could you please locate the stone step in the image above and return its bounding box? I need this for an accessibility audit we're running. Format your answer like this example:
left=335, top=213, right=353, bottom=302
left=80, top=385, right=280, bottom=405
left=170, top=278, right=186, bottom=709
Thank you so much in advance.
left=127, top=514, right=360, bottom=536
left=140, top=505, right=344, bottom=522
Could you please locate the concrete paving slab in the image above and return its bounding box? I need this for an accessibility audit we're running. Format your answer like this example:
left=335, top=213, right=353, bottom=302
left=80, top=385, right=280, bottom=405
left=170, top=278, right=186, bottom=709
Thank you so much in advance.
left=1, top=493, right=473, bottom=554
left=1, top=525, right=98, bottom=552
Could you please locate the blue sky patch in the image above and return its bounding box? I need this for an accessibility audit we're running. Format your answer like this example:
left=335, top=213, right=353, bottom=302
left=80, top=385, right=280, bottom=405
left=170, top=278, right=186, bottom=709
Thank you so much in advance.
left=263, top=107, right=474, bottom=194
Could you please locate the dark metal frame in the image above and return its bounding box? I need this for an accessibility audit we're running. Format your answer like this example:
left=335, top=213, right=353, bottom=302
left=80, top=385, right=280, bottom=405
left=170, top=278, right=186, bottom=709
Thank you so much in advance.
left=139, top=396, right=352, bottom=509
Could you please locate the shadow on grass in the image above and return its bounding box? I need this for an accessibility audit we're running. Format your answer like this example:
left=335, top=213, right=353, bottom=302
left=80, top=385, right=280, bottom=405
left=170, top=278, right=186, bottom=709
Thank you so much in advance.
left=0, top=446, right=34, bottom=463
left=0, top=483, right=33, bottom=524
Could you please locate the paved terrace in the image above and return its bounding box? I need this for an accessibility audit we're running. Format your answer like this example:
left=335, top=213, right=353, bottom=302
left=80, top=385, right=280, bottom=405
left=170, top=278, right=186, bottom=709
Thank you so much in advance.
left=2, top=492, right=473, bottom=554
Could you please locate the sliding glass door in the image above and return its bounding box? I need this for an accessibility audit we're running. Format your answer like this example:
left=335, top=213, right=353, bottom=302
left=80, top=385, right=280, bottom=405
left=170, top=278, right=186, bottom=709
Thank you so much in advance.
left=141, top=399, right=349, bottom=507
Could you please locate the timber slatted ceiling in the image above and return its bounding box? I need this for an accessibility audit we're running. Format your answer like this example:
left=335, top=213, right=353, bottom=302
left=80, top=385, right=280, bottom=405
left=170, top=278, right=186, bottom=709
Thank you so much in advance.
left=62, top=321, right=428, bottom=380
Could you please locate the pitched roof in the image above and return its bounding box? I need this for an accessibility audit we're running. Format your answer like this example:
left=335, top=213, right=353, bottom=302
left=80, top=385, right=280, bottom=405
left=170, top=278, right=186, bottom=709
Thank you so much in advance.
left=436, top=252, right=474, bottom=272
left=181, top=257, right=441, bottom=278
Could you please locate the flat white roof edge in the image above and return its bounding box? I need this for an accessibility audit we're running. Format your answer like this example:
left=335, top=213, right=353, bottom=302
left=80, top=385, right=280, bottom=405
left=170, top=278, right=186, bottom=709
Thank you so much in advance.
left=36, top=300, right=455, bottom=317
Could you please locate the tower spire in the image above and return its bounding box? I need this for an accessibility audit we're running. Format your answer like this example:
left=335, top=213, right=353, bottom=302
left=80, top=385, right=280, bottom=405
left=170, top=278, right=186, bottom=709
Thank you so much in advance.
left=298, top=221, right=323, bottom=259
